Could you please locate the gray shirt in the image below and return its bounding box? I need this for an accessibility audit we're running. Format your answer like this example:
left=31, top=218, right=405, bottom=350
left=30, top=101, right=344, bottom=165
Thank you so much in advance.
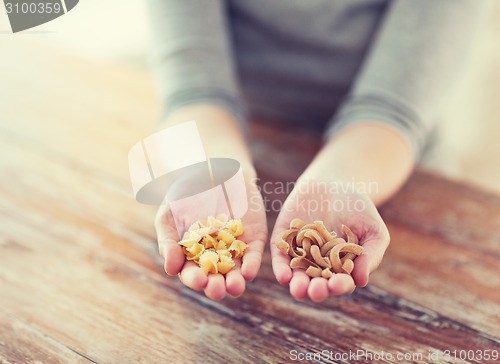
left=147, top=0, right=485, bottom=159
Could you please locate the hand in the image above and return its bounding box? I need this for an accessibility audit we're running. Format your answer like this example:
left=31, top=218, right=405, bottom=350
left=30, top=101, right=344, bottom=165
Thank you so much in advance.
left=155, top=171, right=267, bottom=300
left=270, top=176, right=390, bottom=302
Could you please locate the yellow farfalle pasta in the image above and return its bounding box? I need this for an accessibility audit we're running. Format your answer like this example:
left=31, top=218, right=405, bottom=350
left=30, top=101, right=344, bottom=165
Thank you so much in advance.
left=226, top=219, right=244, bottom=237
left=275, top=220, right=364, bottom=278
left=217, top=229, right=235, bottom=245
left=199, top=251, right=219, bottom=274
left=214, top=240, right=227, bottom=251
left=185, top=242, right=205, bottom=261
left=228, top=239, right=248, bottom=259
left=177, top=214, right=249, bottom=276
left=178, top=231, right=202, bottom=249
left=217, top=249, right=232, bottom=258
left=202, top=235, right=218, bottom=249
left=217, top=255, right=235, bottom=274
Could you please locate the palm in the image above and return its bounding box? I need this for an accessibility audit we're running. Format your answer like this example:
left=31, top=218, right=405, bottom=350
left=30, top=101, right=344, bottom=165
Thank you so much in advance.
left=270, top=178, right=389, bottom=302
left=155, top=176, right=267, bottom=300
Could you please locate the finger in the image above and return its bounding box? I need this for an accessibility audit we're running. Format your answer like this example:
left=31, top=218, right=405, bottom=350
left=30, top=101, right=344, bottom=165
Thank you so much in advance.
left=204, top=273, right=226, bottom=301
left=159, top=241, right=186, bottom=276
left=328, top=274, right=356, bottom=295
left=352, top=233, right=390, bottom=287
left=179, top=261, right=208, bottom=291
left=270, top=201, right=298, bottom=285
left=270, top=222, right=293, bottom=285
left=225, top=261, right=246, bottom=298
left=307, top=277, right=329, bottom=302
left=270, top=240, right=293, bottom=285
left=289, top=270, right=310, bottom=300
left=155, top=206, right=184, bottom=276
left=241, top=238, right=265, bottom=281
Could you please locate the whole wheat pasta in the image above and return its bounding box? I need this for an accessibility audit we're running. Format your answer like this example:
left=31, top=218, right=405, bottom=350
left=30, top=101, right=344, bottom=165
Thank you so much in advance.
left=290, top=218, right=306, bottom=230
left=304, top=229, right=325, bottom=247
left=322, top=267, right=334, bottom=279
left=305, top=265, right=322, bottom=278
left=319, top=237, right=346, bottom=256
left=290, top=257, right=316, bottom=269
left=314, top=220, right=336, bottom=241
left=341, top=259, right=355, bottom=274
left=329, top=243, right=363, bottom=273
left=342, top=224, right=359, bottom=262
left=310, top=244, right=331, bottom=269
left=275, top=220, right=364, bottom=278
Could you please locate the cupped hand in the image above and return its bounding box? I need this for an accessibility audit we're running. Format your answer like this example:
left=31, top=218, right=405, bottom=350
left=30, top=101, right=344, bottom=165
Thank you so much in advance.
left=270, top=176, right=390, bottom=302
left=155, top=173, right=267, bottom=300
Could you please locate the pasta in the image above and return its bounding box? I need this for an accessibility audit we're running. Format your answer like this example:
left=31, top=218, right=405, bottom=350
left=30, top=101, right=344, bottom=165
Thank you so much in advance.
left=177, top=214, right=248, bottom=276
left=217, top=255, right=236, bottom=274
left=228, top=239, right=247, bottom=258
left=275, top=220, right=364, bottom=278
left=199, top=251, right=219, bottom=274
left=185, top=242, right=205, bottom=261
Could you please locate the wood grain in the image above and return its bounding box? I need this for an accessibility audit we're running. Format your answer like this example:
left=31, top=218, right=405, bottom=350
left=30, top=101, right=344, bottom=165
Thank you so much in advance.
left=1, top=38, right=499, bottom=364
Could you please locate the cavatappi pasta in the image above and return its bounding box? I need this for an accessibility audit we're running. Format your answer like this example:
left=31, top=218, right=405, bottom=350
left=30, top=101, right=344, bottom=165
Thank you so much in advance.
left=178, top=214, right=248, bottom=275
left=275, top=219, right=363, bottom=278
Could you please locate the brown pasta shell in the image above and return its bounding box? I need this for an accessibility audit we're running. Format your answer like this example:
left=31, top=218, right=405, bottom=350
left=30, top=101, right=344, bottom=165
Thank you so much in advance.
left=342, top=252, right=356, bottom=262
left=290, top=256, right=318, bottom=269
left=283, top=229, right=298, bottom=244
left=301, top=223, right=318, bottom=231
left=314, top=221, right=335, bottom=241
left=301, top=238, right=313, bottom=260
left=329, top=243, right=364, bottom=273
left=290, top=218, right=306, bottom=230
left=275, top=240, right=290, bottom=255
left=342, top=259, right=354, bottom=274
left=296, top=229, right=307, bottom=246
left=321, top=268, right=334, bottom=279
left=304, top=229, right=325, bottom=247
left=342, top=224, right=359, bottom=244
left=320, top=237, right=346, bottom=256
left=289, top=246, right=307, bottom=258
left=305, top=266, right=322, bottom=278
left=310, top=244, right=331, bottom=269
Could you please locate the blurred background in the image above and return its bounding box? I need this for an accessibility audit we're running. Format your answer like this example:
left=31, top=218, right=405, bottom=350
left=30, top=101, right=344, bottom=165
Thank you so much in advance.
left=1, top=0, right=499, bottom=192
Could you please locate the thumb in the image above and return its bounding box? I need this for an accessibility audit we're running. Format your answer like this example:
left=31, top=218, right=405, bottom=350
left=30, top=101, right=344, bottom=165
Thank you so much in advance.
left=155, top=205, right=184, bottom=276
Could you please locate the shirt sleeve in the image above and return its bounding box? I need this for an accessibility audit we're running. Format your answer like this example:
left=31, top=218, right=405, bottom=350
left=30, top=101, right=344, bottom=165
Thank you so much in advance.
left=325, top=0, right=488, bottom=159
left=147, top=0, right=246, bottom=127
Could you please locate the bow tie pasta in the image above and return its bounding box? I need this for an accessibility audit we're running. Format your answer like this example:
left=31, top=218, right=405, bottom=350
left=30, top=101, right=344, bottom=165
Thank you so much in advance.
left=178, top=214, right=248, bottom=275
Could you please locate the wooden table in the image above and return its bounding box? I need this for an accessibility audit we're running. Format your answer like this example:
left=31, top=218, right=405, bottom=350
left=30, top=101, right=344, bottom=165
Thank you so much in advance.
left=1, top=39, right=499, bottom=364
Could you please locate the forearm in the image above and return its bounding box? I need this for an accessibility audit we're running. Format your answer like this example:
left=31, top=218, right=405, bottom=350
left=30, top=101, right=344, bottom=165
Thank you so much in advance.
left=301, top=121, right=414, bottom=206
left=162, top=104, right=256, bottom=177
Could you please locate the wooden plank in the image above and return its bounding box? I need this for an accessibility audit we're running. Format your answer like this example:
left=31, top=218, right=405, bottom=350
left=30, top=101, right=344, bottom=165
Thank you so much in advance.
left=0, top=214, right=289, bottom=363
left=381, top=170, right=500, bottom=255
left=0, top=37, right=159, bottom=183
left=0, top=311, right=92, bottom=364
left=371, top=222, right=500, bottom=336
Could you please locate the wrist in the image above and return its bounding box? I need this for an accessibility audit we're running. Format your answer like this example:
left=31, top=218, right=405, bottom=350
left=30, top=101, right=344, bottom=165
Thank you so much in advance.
left=162, top=103, right=255, bottom=172
left=303, top=121, right=415, bottom=205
